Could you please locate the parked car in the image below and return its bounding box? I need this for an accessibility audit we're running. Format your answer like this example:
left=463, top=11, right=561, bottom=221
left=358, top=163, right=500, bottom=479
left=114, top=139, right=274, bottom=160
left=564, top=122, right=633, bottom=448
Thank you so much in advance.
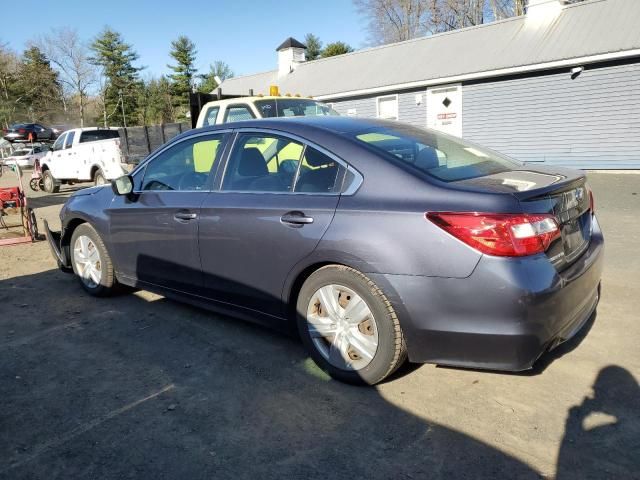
left=39, top=127, right=126, bottom=193
left=3, top=123, right=57, bottom=143
left=44, top=117, right=604, bottom=385
left=196, top=96, right=338, bottom=127
left=2, top=145, right=49, bottom=168
left=51, top=125, right=72, bottom=137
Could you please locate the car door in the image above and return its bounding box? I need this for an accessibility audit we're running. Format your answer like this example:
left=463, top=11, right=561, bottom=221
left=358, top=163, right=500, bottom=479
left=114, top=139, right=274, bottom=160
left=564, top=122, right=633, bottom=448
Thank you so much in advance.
left=60, top=130, right=77, bottom=178
left=48, top=133, right=67, bottom=178
left=107, top=131, right=229, bottom=293
left=198, top=129, right=346, bottom=318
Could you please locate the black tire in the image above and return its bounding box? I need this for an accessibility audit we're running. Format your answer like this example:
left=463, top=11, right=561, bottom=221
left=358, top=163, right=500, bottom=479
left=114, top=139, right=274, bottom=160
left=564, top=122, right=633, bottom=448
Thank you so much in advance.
left=94, top=169, right=106, bottom=186
left=42, top=170, right=60, bottom=193
left=29, top=178, right=40, bottom=192
left=296, top=265, right=407, bottom=385
left=70, top=223, right=116, bottom=297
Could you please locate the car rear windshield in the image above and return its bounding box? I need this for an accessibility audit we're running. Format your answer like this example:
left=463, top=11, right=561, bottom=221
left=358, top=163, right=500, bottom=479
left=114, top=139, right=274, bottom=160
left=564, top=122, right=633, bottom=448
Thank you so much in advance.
left=79, top=130, right=120, bottom=143
left=11, top=149, right=30, bottom=156
left=254, top=99, right=338, bottom=118
left=352, top=124, right=521, bottom=182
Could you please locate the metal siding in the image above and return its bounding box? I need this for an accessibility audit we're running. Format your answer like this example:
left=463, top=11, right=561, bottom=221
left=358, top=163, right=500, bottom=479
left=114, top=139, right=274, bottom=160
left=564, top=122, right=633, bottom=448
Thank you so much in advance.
left=398, top=91, right=426, bottom=126
left=330, top=97, right=376, bottom=118
left=220, top=0, right=640, bottom=98
left=463, top=63, right=640, bottom=168
left=332, top=90, right=427, bottom=127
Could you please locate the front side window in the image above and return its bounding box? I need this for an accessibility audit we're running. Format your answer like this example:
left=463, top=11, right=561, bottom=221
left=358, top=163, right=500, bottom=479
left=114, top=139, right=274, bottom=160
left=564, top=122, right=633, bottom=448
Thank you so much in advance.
left=52, top=134, right=65, bottom=151
left=354, top=124, right=521, bottom=182
left=64, top=131, right=75, bottom=149
left=141, top=134, right=225, bottom=191
left=224, top=105, right=255, bottom=123
left=202, top=106, right=220, bottom=126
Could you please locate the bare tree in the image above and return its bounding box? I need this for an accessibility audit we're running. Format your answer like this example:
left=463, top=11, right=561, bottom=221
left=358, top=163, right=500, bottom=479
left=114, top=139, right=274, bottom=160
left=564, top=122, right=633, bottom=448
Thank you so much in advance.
left=354, top=0, right=431, bottom=45
left=36, top=28, right=96, bottom=127
left=354, top=0, right=531, bottom=44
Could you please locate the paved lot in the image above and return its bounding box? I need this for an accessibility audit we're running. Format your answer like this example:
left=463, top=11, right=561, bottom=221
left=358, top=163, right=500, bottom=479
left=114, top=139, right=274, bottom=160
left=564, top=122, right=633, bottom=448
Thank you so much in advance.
left=0, top=172, right=638, bottom=479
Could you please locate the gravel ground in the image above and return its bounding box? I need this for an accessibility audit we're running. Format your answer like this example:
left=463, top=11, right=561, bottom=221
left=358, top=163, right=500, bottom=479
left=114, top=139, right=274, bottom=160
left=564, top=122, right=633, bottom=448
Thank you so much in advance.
left=0, top=171, right=638, bottom=480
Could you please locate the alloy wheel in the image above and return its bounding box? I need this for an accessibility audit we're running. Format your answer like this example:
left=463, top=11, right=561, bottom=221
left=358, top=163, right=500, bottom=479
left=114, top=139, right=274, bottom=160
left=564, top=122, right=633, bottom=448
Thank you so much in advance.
left=73, top=235, right=102, bottom=288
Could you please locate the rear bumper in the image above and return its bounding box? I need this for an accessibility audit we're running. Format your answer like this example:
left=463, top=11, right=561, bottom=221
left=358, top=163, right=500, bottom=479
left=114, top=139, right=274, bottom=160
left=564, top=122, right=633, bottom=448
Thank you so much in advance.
left=371, top=215, right=604, bottom=371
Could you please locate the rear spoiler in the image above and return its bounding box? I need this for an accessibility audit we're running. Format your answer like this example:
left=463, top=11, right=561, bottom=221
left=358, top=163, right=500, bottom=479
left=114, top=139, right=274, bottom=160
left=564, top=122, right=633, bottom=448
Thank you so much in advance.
left=189, top=88, right=255, bottom=128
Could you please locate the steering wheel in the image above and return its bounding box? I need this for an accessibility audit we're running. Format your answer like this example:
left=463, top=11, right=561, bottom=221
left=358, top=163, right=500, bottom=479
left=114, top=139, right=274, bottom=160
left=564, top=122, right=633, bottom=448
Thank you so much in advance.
left=178, top=171, right=208, bottom=190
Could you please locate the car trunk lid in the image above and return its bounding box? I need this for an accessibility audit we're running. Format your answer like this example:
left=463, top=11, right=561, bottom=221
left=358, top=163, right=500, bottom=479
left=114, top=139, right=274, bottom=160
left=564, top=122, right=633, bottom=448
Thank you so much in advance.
left=451, top=167, right=593, bottom=269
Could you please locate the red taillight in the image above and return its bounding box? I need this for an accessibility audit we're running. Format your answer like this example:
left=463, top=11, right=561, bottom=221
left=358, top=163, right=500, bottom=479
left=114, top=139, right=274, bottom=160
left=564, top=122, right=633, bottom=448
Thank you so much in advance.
left=426, top=212, right=561, bottom=257
left=18, top=128, right=26, bottom=134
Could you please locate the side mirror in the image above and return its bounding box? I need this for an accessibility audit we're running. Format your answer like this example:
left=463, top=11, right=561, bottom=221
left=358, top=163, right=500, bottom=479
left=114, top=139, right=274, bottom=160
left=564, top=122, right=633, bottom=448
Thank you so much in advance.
left=111, top=175, right=134, bottom=195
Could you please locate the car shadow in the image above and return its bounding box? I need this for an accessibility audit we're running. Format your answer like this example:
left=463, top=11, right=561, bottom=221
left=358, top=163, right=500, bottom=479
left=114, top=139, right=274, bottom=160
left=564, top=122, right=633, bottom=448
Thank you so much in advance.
left=1, top=268, right=638, bottom=479
left=0, top=268, right=537, bottom=479
left=556, top=365, right=640, bottom=479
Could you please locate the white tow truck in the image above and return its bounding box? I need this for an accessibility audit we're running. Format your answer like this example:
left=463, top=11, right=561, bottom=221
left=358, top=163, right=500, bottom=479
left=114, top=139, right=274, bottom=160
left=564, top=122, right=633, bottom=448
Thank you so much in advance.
left=190, top=87, right=338, bottom=128
left=40, top=127, right=128, bottom=193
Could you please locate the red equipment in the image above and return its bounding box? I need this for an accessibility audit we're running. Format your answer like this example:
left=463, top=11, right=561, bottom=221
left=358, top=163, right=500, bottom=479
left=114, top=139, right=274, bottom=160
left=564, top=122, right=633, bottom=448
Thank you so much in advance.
left=0, top=166, right=40, bottom=246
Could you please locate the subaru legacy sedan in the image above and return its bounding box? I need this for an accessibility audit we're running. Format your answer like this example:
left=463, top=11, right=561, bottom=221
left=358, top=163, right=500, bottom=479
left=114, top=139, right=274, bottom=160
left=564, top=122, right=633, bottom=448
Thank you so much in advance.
left=45, top=117, right=603, bottom=385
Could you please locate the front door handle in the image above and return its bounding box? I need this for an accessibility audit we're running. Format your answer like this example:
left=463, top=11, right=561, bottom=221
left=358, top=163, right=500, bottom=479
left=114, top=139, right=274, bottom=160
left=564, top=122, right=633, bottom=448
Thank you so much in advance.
left=281, top=211, right=314, bottom=227
left=174, top=212, right=198, bottom=222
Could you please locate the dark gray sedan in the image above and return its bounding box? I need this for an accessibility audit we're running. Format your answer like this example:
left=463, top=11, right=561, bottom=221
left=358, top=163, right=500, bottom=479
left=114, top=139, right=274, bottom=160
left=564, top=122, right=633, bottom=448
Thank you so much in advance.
left=45, top=117, right=604, bottom=384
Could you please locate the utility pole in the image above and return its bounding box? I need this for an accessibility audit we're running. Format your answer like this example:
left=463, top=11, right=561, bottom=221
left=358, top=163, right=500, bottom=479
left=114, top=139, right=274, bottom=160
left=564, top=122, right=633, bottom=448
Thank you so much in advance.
left=119, top=89, right=127, bottom=128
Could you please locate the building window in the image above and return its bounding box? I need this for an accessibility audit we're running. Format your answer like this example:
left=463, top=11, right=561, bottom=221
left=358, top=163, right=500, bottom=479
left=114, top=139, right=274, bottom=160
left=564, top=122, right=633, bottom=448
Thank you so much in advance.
left=376, top=95, right=398, bottom=120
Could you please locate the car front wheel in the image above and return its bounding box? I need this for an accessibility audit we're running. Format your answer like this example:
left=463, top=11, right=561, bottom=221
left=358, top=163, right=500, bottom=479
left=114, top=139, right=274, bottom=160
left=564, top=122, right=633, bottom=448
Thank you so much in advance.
left=296, top=265, right=407, bottom=385
left=94, top=169, right=106, bottom=186
left=41, top=170, right=60, bottom=193
left=70, top=223, right=116, bottom=296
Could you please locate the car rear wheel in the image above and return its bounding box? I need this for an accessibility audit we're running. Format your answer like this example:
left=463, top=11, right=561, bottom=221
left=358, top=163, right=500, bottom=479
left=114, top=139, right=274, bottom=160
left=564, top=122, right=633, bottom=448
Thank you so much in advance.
left=296, top=265, right=407, bottom=385
left=42, top=170, right=60, bottom=193
left=70, top=223, right=116, bottom=296
left=94, top=169, right=106, bottom=186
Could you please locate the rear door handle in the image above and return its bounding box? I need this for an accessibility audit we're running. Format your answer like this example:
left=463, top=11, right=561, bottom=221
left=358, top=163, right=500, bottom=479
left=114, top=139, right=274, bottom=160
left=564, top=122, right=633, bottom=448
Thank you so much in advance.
left=174, top=212, right=198, bottom=222
left=281, top=211, right=314, bottom=227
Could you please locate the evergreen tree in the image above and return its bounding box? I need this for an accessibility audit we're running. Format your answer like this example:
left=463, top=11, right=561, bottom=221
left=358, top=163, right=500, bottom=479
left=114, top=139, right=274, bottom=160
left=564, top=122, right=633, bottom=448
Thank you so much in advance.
left=198, top=61, right=234, bottom=93
left=168, top=36, right=197, bottom=117
left=304, top=34, right=323, bottom=61
left=90, top=28, right=142, bottom=126
left=18, top=46, right=63, bottom=122
left=321, top=42, right=354, bottom=58
left=140, top=77, right=175, bottom=125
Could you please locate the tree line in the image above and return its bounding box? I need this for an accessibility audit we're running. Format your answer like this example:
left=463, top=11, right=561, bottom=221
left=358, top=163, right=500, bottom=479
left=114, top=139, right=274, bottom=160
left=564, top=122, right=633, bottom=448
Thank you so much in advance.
left=0, top=29, right=236, bottom=130
left=1, top=0, right=583, bottom=129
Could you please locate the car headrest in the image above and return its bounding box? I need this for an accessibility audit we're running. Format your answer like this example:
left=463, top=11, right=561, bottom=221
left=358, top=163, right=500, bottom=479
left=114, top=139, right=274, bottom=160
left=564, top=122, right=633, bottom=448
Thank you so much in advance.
left=305, top=148, right=332, bottom=167
left=415, top=147, right=439, bottom=171
left=238, top=147, right=268, bottom=176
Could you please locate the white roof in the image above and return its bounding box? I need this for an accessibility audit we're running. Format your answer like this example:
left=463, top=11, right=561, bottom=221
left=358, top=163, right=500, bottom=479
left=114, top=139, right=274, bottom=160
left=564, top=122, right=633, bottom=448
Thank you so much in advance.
left=219, top=0, right=640, bottom=99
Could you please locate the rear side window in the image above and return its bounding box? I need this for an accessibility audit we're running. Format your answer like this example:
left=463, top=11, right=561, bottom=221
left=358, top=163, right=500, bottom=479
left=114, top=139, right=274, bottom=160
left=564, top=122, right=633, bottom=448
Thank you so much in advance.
left=224, top=105, right=255, bottom=123
left=202, top=106, right=220, bottom=126
left=294, top=147, right=343, bottom=193
left=64, top=131, right=75, bottom=149
left=79, top=130, right=120, bottom=143
left=354, top=125, right=521, bottom=182
left=222, top=134, right=302, bottom=192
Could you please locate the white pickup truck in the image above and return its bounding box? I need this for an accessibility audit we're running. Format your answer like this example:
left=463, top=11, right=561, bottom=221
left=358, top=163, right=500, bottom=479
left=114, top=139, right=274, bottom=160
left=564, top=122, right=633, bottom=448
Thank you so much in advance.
left=40, top=127, right=128, bottom=193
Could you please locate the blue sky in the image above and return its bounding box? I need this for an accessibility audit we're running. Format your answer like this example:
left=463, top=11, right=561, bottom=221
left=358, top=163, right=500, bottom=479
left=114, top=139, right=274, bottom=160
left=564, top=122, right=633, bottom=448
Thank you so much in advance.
left=2, top=0, right=367, bottom=79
